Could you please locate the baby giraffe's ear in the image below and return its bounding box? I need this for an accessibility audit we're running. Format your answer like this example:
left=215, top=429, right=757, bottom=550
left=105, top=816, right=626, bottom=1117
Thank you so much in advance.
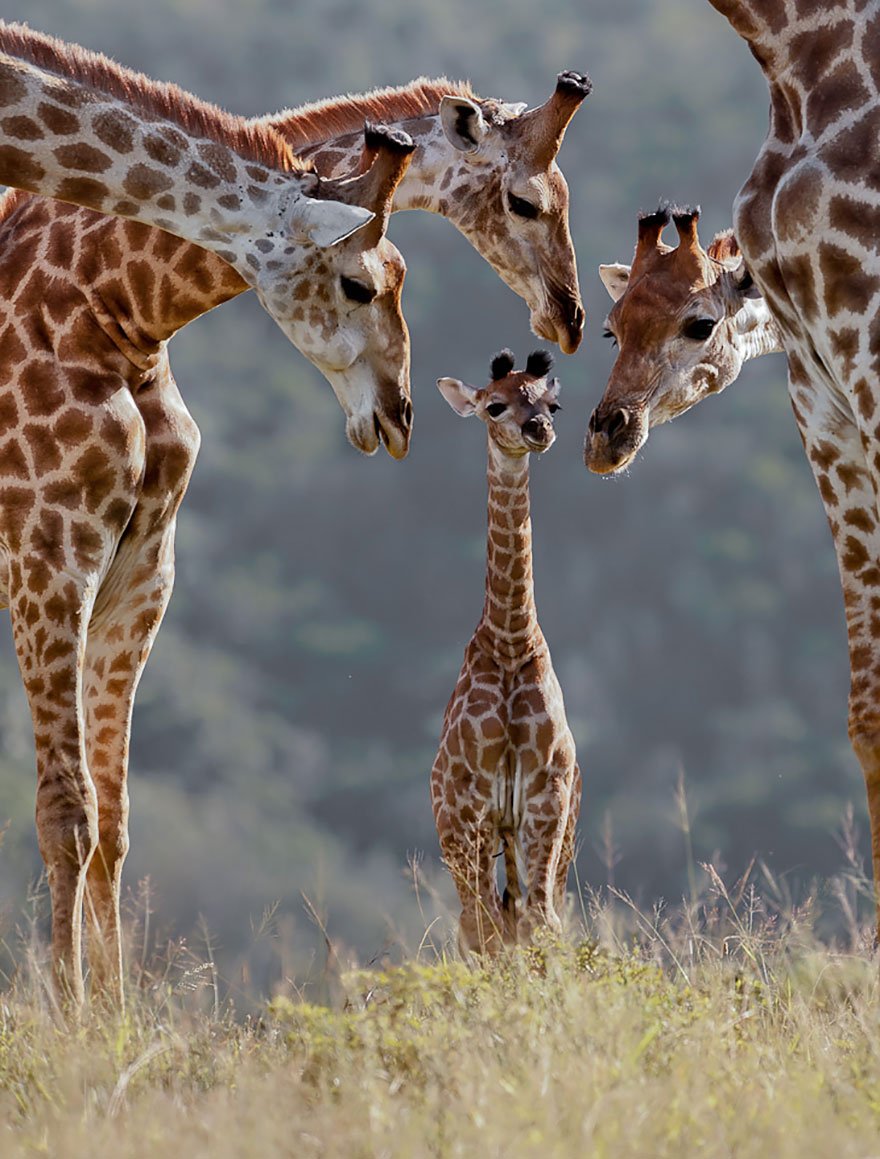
left=544, top=375, right=561, bottom=404
left=437, top=377, right=479, bottom=416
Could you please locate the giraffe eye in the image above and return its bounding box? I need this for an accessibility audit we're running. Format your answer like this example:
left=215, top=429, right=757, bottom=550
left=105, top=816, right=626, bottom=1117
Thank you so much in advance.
left=486, top=402, right=507, bottom=418
left=507, top=193, right=539, bottom=220
left=341, top=276, right=376, bottom=304
left=683, top=317, right=716, bottom=341
left=602, top=327, right=618, bottom=348
left=548, top=403, right=561, bottom=414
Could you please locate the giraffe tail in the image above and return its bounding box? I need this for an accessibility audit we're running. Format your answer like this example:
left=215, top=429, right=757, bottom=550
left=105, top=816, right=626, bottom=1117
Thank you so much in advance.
left=501, top=831, right=521, bottom=941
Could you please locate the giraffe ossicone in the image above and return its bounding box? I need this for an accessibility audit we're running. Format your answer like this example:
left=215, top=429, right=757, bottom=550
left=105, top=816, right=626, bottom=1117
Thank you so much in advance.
left=432, top=349, right=580, bottom=955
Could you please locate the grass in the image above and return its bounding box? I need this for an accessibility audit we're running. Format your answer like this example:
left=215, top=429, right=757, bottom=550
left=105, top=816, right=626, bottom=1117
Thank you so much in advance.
left=2, top=853, right=880, bottom=1157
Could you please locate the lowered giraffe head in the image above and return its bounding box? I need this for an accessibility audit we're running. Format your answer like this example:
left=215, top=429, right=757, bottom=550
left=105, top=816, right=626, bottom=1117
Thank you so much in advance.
left=584, top=204, right=779, bottom=475
left=265, top=72, right=590, bottom=354
left=438, top=73, right=589, bottom=353
left=285, top=123, right=415, bottom=458
left=438, top=348, right=560, bottom=456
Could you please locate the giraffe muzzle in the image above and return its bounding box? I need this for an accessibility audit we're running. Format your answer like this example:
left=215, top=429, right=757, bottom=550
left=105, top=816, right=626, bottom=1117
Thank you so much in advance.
left=583, top=405, right=647, bottom=474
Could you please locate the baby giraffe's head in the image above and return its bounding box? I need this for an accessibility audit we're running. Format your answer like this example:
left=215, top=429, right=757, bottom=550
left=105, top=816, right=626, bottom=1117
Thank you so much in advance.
left=437, top=349, right=561, bottom=456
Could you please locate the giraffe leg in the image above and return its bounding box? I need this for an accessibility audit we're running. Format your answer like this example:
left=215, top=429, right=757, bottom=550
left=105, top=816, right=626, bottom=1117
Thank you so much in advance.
left=82, top=537, right=173, bottom=1003
left=439, top=820, right=507, bottom=955
left=431, top=757, right=506, bottom=954
left=516, top=756, right=577, bottom=944
left=791, top=376, right=880, bottom=937
left=10, top=555, right=102, bottom=1011
left=553, top=761, right=581, bottom=917
left=84, top=368, right=199, bottom=1003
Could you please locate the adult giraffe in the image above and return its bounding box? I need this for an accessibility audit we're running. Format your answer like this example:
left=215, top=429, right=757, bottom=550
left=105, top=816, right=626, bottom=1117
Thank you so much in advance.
left=0, top=22, right=421, bottom=1009
left=586, top=0, right=880, bottom=931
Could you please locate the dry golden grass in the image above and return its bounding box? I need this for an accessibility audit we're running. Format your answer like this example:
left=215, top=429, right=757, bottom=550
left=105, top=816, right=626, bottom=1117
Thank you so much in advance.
left=2, top=853, right=880, bottom=1158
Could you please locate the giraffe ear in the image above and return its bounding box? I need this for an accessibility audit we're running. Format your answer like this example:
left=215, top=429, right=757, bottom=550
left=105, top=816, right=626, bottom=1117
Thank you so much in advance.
left=437, top=377, right=479, bottom=416
left=599, top=263, right=631, bottom=302
left=290, top=196, right=375, bottom=248
left=439, top=96, right=488, bottom=154
left=544, top=376, right=561, bottom=404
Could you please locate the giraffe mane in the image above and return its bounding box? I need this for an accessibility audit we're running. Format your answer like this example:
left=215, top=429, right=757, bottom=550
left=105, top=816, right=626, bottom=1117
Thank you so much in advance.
left=0, top=21, right=307, bottom=174
left=259, top=77, right=483, bottom=149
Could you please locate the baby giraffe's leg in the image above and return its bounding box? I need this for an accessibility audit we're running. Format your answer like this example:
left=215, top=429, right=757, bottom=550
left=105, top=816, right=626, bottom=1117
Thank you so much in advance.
left=432, top=756, right=506, bottom=954
left=516, top=754, right=577, bottom=943
left=554, top=761, right=581, bottom=916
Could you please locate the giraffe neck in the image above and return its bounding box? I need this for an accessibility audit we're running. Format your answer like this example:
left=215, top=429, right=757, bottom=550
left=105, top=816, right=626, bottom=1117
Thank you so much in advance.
left=0, top=34, right=307, bottom=291
left=74, top=115, right=468, bottom=351
left=707, top=1, right=870, bottom=80
left=477, top=439, right=540, bottom=662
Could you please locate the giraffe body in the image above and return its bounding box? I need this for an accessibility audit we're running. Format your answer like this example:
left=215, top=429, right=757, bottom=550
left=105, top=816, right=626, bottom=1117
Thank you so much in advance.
left=432, top=351, right=580, bottom=953
left=584, top=0, right=880, bottom=933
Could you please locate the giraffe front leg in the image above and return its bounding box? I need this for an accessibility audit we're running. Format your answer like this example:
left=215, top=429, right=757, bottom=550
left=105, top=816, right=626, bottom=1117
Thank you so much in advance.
left=553, top=761, right=581, bottom=917
left=792, top=379, right=880, bottom=939
left=516, top=755, right=578, bottom=945
left=10, top=557, right=100, bottom=1012
left=431, top=759, right=507, bottom=954
left=85, top=374, right=199, bottom=1004
left=83, top=542, right=174, bottom=1005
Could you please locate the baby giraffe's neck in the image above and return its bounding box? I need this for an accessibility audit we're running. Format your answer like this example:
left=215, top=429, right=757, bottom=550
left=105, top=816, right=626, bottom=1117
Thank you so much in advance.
left=478, top=438, right=540, bottom=662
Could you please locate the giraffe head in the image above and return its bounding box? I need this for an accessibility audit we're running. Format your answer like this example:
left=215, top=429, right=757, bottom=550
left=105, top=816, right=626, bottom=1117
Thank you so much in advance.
left=438, top=72, right=590, bottom=353
left=583, top=204, right=775, bottom=475
left=256, top=125, right=415, bottom=459
left=437, top=348, right=560, bottom=455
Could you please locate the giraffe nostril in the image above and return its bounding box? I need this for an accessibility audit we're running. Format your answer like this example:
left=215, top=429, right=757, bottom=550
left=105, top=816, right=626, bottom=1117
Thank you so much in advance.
left=400, top=397, right=413, bottom=429
left=593, top=407, right=630, bottom=442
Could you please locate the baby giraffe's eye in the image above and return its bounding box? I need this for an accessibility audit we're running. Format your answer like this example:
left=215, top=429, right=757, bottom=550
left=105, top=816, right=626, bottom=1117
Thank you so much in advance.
left=486, top=402, right=507, bottom=418
left=548, top=403, right=561, bottom=414
left=682, top=317, right=716, bottom=341
left=602, top=327, right=618, bottom=348
left=507, top=192, right=539, bottom=220
left=341, top=276, right=376, bottom=304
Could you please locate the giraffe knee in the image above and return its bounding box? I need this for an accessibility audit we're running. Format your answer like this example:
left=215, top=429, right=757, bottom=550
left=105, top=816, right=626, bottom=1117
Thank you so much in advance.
left=36, top=791, right=98, bottom=874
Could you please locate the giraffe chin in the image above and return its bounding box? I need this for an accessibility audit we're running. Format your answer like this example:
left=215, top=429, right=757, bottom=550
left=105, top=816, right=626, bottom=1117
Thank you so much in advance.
left=531, top=299, right=585, bottom=354
left=583, top=433, right=644, bottom=476
left=345, top=413, right=410, bottom=460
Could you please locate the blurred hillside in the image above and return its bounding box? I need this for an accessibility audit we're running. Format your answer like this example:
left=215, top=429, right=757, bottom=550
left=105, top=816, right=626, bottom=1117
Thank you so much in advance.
left=0, top=0, right=862, bottom=981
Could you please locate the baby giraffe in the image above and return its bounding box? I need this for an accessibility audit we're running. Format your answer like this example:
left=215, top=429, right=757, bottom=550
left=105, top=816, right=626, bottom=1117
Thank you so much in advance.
left=432, top=350, right=580, bottom=953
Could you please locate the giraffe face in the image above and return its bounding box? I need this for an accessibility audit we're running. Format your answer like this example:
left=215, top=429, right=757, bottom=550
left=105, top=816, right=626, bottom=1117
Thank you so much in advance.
left=284, top=235, right=411, bottom=458
left=255, top=131, right=415, bottom=459
left=438, top=74, right=590, bottom=354
left=438, top=349, right=560, bottom=457
left=584, top=211, right=763, bottom=475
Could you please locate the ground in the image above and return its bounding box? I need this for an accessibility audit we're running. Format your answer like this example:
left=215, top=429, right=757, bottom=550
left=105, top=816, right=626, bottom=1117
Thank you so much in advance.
left=2, top=869, right=880, bottom=1157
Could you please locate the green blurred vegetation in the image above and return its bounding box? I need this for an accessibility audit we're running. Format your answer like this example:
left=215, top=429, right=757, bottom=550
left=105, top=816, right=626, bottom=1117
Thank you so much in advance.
left=0, top=0, right=865, bottom=981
